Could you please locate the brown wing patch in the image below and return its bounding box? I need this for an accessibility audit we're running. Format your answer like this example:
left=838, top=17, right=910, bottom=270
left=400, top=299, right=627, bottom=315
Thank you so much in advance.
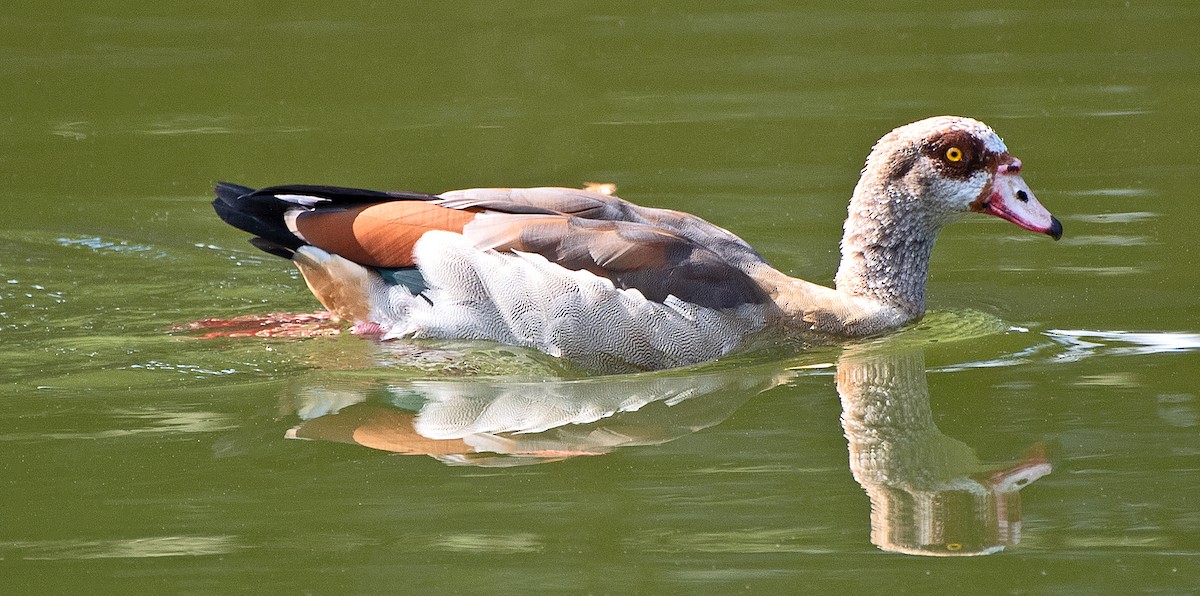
left=295, top=202, right=478, bottom=267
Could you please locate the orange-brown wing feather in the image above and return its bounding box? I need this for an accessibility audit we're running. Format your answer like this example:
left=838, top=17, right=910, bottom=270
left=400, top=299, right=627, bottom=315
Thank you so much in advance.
left=295, top=202, right=478, bottom=268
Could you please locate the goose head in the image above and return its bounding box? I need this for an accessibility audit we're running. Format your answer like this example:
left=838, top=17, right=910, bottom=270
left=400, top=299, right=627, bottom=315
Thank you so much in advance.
left=855, top=116, right=1061, bottom=238
left=836, top=116, right=1062, bottom=318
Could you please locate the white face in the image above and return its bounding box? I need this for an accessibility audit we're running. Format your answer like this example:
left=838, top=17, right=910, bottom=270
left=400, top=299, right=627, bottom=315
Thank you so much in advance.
left=874, top=116, right=1060, bottom=239
left=914, top=160, right=992, bottom=216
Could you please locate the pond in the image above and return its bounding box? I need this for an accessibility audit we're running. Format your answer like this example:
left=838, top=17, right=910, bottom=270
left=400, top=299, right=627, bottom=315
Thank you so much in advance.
left=2, top=2, right=1198, bottom=592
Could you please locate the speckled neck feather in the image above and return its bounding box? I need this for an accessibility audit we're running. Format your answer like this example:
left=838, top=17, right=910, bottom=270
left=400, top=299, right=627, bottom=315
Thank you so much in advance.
left=835, top=186, right=944, bottom=318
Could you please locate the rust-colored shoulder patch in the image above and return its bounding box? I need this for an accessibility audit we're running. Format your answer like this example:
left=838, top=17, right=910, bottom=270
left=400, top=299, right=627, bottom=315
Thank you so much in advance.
left=295, top=202, right=478, bottom=267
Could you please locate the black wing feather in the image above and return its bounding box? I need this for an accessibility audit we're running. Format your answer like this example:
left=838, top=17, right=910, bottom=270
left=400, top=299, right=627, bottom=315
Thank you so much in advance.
left=249, top=184, right=441, bottom=204
left=213, top=182, right=443, bottom=256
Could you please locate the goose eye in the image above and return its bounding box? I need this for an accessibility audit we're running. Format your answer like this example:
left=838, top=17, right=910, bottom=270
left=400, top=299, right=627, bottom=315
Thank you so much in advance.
left=946, top=147, right=964, bottom=162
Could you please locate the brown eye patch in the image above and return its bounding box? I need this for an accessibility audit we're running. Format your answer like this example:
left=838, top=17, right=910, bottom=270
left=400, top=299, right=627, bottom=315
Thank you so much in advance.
left=925, top=129, right=986, bottom=179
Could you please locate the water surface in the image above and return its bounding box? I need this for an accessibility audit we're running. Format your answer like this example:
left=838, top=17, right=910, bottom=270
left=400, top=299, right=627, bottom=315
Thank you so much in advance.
left=2, top=2, right=1199, bottom=592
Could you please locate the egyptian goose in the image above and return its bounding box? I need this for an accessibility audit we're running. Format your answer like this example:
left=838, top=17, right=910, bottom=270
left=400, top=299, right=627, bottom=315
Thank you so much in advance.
left=212, top=116, right=1061, bottom=371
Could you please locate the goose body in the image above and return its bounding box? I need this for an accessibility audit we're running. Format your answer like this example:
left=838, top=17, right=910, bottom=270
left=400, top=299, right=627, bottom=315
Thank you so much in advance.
left=213, top=116, right=1061, bottom=371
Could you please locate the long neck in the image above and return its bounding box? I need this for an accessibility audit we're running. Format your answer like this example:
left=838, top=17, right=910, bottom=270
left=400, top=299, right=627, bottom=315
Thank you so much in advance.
left=834, top=184, right=942, bottom=317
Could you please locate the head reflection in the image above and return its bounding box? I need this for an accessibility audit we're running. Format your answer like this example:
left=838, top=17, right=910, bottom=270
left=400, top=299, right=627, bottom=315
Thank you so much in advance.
left=836, top=347, right=1052, bottom=556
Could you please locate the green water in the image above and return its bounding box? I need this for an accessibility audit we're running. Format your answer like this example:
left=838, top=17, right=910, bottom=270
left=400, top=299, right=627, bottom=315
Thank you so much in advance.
left=3, top=2, right=1199, bottom=592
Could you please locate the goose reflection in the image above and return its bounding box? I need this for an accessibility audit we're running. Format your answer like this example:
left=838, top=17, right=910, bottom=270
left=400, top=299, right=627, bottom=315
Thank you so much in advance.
left=281, top=342, right=1050, bottom=554
left=836, top=346, right=1052, bottom=556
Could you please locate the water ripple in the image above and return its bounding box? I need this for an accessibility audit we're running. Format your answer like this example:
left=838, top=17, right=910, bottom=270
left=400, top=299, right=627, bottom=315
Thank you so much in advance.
left=55, top=235, right=168, bottom=258
left=1059, top=234, right=1152, bottom=247
left=1063, top=189, right=1151, bottom=198
left=1053, top=266, right=1143, bottom=276
left=2, top=535, right=241, bottom=560
left=1068, top=211, right=1158, bottom=223
left=929, top=327, right=1200, bottom=372
left=1046, top=329, right=1200, bottom=361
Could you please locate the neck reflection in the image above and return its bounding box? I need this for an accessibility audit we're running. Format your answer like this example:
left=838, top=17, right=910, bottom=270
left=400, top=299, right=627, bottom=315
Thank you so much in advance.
left=836, top=346, right=1051, bottom=556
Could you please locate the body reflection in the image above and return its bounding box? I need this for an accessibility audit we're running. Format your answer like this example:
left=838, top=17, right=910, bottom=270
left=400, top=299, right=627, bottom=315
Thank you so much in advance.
left=284, top=367, right=788, bottom=466
left=837, top=347, right=1052, bottom=556
left=280, top=341, right=1050, bottom=554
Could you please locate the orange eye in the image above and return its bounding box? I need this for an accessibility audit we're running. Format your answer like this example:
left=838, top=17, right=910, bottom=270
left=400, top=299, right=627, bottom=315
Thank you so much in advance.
left=946, top=147, right=964, bottom=162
